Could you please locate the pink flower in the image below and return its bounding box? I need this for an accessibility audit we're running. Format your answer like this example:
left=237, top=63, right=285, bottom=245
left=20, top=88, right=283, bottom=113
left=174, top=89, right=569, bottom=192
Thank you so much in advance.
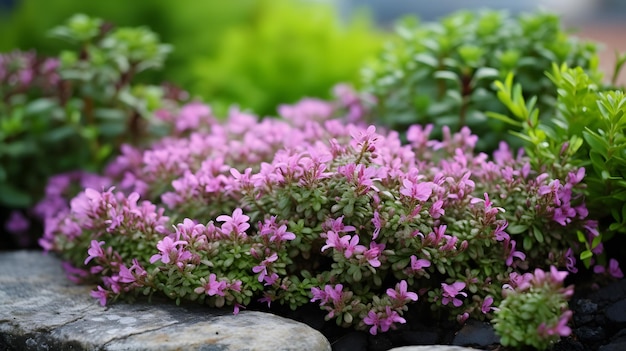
left=252, top=253, right=279, bottom=285
left=310, top=287, right=327, bottom=304
left=372, top=211, right=382, bottom=240
left=149, top=236, right=188, bottom=264
left=441, top=282, right=467, bottom=307
left=320, top=230, right=347, bottom=253
left=4, top=211, right=29, bottom=233
left=363, top=242, right=385, bottom=267
left=564, top=248, right=578, bottom=273
left=386, top=280, right=418, bottom=303
left=493, top=222, right=509, bottom=242
left=270, top=224, right=296, bottom=242
left=90, top=286, right=109, bottom=306
left=117, top=264, right=135, bottom=284
left=400, top=179, right=434, bottom=201
left=175, top=101, right=212, bottom=132
left=549, top=266, right=569, bottom=284
left=481, top=296, right=494, bottom=314
left=194, top=273, right=227, bottom=297
left=428, top=199, right=445, bottom=219
left=363, top=310, right=381, bottom=335
left=594, top=259, right=624, bottom=279
left=379, top=306, right=406, bottom=332
left=538, top=310, right=572, bottom=337
left=505, top=239, right=526, bottom=267
left=344, top=234, right=366, bottom=258
left=216, top=208, right=250, bottom=237
left=84, top=240, right=106, bottom=265
left=410, top=255, right=431, bottom=272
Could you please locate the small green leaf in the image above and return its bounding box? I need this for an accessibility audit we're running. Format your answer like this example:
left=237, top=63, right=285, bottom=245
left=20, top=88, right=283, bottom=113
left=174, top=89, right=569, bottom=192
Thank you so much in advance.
left=433, top=70, right=460, bottom=84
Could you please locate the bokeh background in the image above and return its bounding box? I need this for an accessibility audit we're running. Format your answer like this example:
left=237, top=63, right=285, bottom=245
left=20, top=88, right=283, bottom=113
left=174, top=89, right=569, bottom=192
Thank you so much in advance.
left=0, top=0, right=624, bottom=117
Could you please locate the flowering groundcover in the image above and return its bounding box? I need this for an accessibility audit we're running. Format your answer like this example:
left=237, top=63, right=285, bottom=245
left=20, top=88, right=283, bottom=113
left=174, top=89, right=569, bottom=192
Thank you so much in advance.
left=38, top=88, right=621, bottom=350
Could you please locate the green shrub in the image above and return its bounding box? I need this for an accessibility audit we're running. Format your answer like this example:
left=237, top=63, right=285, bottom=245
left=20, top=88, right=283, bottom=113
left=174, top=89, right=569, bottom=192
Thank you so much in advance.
left=0, top=0, right=385, bottom=116
left=360, top=10, right=599, bottom=152
left=491, top=63, right=626, bottom=267
left=1, top=14, right=176, bottom=233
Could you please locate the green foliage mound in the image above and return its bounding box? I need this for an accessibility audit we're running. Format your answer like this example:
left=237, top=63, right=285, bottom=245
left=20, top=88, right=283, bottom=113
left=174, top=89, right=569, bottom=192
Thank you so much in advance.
left=360, top=10, right=599, bottom=152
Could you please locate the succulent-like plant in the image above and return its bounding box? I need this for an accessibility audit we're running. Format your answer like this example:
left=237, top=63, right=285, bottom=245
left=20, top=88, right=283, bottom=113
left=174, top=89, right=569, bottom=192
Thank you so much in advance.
left=360, top=10, right=599, bottom=152
left=1, top=14, right=182, bottom=248
left=490, top=64, right=626, bottom=268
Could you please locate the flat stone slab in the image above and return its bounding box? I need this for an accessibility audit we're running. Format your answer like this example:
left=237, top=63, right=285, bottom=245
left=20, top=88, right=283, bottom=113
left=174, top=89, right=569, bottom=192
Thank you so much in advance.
left=0, top=251, right=331, bottom=351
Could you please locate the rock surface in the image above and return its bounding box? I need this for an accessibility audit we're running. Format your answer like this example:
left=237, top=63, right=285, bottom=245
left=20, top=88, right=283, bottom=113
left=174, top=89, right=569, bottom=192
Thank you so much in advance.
left=0, top=251, right=331, bottom=351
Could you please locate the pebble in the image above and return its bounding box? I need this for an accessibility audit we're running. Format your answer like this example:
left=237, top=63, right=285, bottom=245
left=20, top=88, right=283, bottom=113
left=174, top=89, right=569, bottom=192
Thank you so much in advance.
left=606, top=299, right=626, bottom=324
left=451, top=319, right=499, bottom=348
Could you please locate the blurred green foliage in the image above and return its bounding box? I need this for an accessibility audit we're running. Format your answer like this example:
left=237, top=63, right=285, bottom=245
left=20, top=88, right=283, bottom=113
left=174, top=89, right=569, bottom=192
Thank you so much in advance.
left=0, top=14, right=175, bottom=209
left=0, top=0, right=385, bottom=116
left=360, top=10, right=599, bottom=152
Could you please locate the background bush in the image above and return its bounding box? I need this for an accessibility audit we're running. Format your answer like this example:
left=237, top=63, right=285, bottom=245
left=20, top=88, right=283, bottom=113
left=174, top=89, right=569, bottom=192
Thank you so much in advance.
left=0, top=0, right=386, bottom=116
left=359, top=10, right=599, bottom=152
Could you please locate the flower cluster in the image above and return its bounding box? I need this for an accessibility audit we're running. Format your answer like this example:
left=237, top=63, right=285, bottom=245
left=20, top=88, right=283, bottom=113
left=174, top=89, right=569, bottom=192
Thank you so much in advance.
left=42, top=96, right=602, bottom=339
left=0, top=50, right=60, bottom=97
left=493, top=267, right=574, bottom=350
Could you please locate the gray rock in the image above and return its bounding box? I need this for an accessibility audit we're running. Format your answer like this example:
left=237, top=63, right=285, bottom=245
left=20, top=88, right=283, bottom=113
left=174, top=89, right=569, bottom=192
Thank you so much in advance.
left=606, top=298, right=626, bottom=324
left=451, top=319, right=500, bottom=347
left=0, top=251, right=331, bottom=351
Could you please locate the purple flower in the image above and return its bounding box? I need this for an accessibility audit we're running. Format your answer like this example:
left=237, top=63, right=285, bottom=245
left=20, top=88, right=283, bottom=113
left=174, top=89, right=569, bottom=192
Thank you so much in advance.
left=538, top=310, right=572, bottom=337
left=410, top=255, right=431, bottom=272
left=90, top=286, right=109, bottom=306
left=310, top=287, right=327, bottom=304
left=84, top=240, right=106, bottom=265
left=428, top=199, right=445, bottom=219
left=175, top=101, right=212, bottom=132
left=441, top=282, right=467, bottom=307
left=505, top=239, right=526, bottom=267
left=4, top=211, right=30, bottom=233
left=216, top=208, right=250, bottom=237
left=383, top=307, right=406, bottom=330
left=594, top=259, right=624, bottom=279
left=493, top=222, right=509, bottom=242
left=549, top=266, right=569, bottom=284
left=252, top=252, right=279, bottom=285
left=481, top=296, right=494, bottom=314
left=609, top=259, right=624, bottom=279
left=343, top=234, right=365, bottom=258
left=269, top=224, right=296, bottom=242
left=149, top=236, right=188, bottom=264
left=400, top=179, right=434, bottom=201
left=372, top=211, right=382, bottom=240
left=564, top=248, right=578, bottom=273
left=362, top=242, right=384, bottom=267
left=363, top=310, right=381, bottom=335
left=194, top=273, right=228, bottom=297
left=117, top=264, right=135, bottom=284
left=386, top=280, right=418, bottom=303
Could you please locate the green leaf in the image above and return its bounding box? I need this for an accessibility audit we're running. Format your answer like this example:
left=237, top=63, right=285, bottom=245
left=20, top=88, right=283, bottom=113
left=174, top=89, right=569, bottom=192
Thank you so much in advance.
left=485, top=112, right=523, bottom=127
left=433, top=70, right=460, bottom=84
left=414, top=53, right=438, bottom=68
left=583, top=130, right=609, bottom=156
left=94, top=108, right=127, bottom=121
left=471, top=67, right=499, bottom=87
left=0, top=183, right=32, bottom=207
left=25, top=98, right=57, bottom=116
